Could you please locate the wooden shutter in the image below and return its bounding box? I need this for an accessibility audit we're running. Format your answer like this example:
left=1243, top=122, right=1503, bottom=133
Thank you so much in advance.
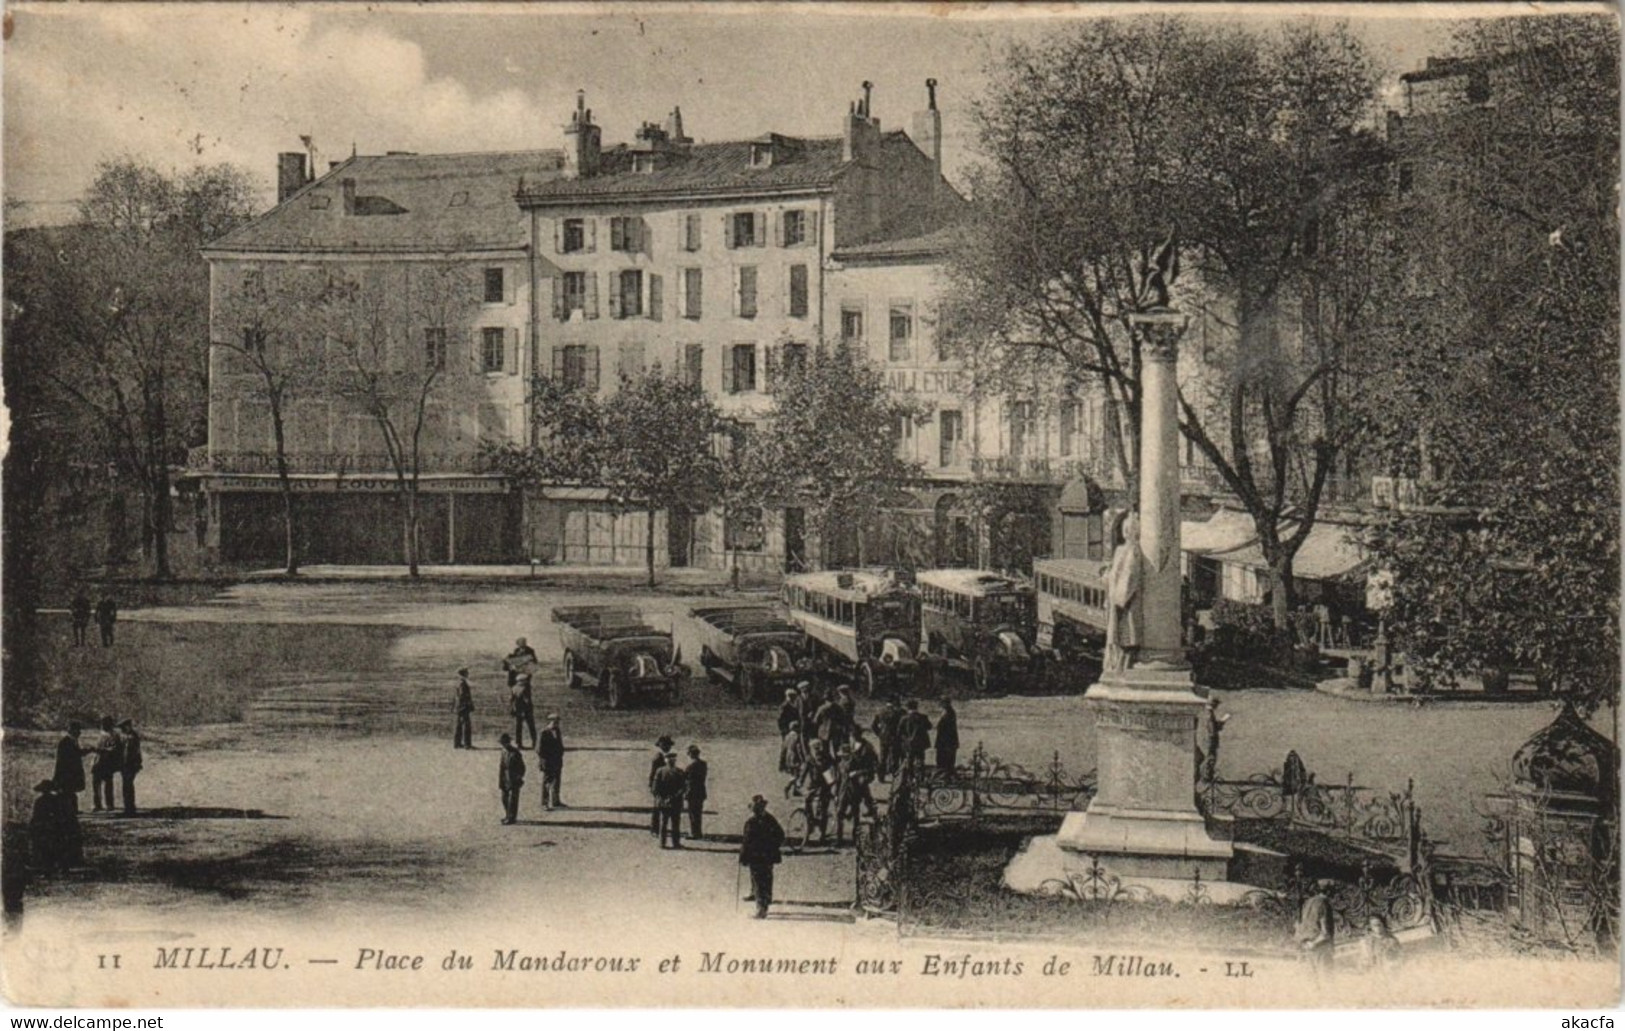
left=648, top=273, right=663, bottom=321
left=808, top=210, right=819, bottom=248
left=607, top=274, right=623, bottom=319
left=585, top=272, right=599, bottom=319
left=585, top=346, right=601, bottom=393
left=552, top=346, right=566, bottom=381
left=587, top=219, right=597, bottom=253
left=685, top=343, right=703, bottom=387
left=764, top=343, right=778, bottom=394
left=554, top=220, right=564, bottom=254
left=724, top=347, right=737, bottom=394
left=779, top=212, right=789, bottom=247
left=686, top=213, right=701, bottom=251
left=724, top=213, right=736, bottom=249
left=506, top=327, right=520, bottom=376
left=551, top=277, right=564, bottom=320
left=755, top=211, right=768, bottom=247
left=732, top=269, right=741, bottom=317
left=610, top=217, right=625, bottom=252
left=505, top=265, right=516, bottom=305
left=632, top=217, right=646, bottom=254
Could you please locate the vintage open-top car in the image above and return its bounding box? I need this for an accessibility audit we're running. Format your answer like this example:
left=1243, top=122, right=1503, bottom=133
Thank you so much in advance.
left=916, top=568, right=1041, bottom=693
left=678, top=603, right=807, bottom=704
left=781, top=569, right=921, bottom=696
left=552, top=605, right=684, bottom=709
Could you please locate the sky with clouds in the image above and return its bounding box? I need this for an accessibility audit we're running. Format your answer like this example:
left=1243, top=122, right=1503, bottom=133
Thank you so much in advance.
left=4, top=3, right=1493, bottom=227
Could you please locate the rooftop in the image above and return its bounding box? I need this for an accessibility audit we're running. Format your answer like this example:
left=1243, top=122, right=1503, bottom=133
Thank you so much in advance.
left=517, top=136, right=849, bottom=204
left=206, top=149, right=566, bottom=255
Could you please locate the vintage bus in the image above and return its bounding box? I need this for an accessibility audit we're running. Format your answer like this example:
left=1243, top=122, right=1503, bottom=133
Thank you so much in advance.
left=781, top=570, right=921, bottom=696
left=916, top=569, right=1040, bottom=693
left=1032, top=557, right=1111, bottom=667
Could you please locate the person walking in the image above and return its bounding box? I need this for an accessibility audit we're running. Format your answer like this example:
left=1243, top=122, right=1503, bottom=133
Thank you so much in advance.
left=498, top=734, right=525, bottom=825
left=53, top=723, right=88, bottom=810
left=90, top=717, right=123, bottom=812
left=899, top=699, right=933, bottom=772
left=652, top=752, right=687, bottom=849
left=871, top=695, right=904, bottom=782
left=739, top=796, right=785, bottom=919
left=94, top=594, right=118, bottom=648
left=649, top=735, right=674, bottom=835
left=70, top=590, right=92, bottom=647
left=453, top=668, right=475, bottom=749
left=537, top=715, right=565, bottom=810
left=935, top=698, right=960, bottom=772
left=510, top=674, right=537, bottom=749
left=117, top=719, right=142, bottom=815
left=684, top=745, right=709, bottom=841
left=503, top=637, right=538, bottom=687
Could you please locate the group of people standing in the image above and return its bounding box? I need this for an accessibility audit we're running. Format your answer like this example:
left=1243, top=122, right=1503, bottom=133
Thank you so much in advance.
left=647, top=736, right=709, bottom=848
left=496, top=713, right=565, bottom=825
left=31, top=716, right=145, bottom=874
left=68, top=590, right=120, bottom=648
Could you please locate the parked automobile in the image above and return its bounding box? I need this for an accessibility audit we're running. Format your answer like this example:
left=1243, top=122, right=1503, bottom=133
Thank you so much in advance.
left=552, top=605, right=684, bottom=709
left=678, top=603, right=808, bottom=704
left=917, top=568, right=1040, bottom=693
left=781, top=569, right=921, bottom=697
left=1032, top=558, right=1110, bottom=669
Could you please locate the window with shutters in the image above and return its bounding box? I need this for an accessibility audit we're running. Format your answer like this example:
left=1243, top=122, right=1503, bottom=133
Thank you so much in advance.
left=728, top=344, right=757, bottom=394
left=731, top=212, right=758, bottom=248
left=561, top=271, right=587, bottom=317
left=562, top=218, right=586, bottom=253
left=781, top=341, right=808, bottom=377
left=736, top=267, right=758, bottom=319
left=783, top=209, right=806, bottom=246
left=484, top=268, right=504, bottom=303
left=788, top=264, right=808, bottom=318
left=889, top=304, right=914, bottom=361
left=940, top=409, right=964, bottom=468
left=1009, top=400, right=1036, bottom=457
left=425, top=327, right=447, bottom=371
left=481, top=328, right=506, bottom=373
left=684, top=213, right=702, bottom=251
left=684, top=343, right=704, bottom=388
left=242, top=326, right=267, bottom=356
left=681, top=268, right=703, bottom=320
left=1059, top=401, right=1077, bottom=457
left=841, top=306, right=864, bottom=346
left=617, top=270, right=643, bottom=318
left=561, top=344, right=590, bottom=390
left=609, top=216, right=641, bottom=253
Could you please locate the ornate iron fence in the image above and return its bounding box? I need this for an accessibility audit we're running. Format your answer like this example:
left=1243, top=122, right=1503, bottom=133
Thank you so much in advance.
left=1200, top=769, right=1420, bottom=855
left=908, top=743, right=1097, bottom=824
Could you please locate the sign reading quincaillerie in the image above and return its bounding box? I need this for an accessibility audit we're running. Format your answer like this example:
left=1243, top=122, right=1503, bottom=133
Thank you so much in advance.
left=203, top=476, right=508, bottom=494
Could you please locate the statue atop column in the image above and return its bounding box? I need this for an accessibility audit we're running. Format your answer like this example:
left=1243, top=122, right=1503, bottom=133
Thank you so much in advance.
left=1103, top=511, right=1143, bottom=673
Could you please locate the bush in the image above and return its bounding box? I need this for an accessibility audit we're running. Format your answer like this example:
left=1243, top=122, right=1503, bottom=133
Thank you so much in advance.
left=1208, top=599, right=1293, bottom=663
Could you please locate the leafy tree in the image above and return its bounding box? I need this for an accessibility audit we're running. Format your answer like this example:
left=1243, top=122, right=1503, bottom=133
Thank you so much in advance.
left=940, top=17, right=1389, bottom=627
left=1360, top=16, right=1619, bottom=711
left=322, top=262, right=485, bottom=577
left=486, top=369, right=725, bottom=586
left=752, top=345, right=923, bottom=568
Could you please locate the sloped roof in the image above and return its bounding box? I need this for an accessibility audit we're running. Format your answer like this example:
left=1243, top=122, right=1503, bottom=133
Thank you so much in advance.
left=517, top=136, right=847, bottom=204
left=833, top=223, right=961, bottom=261
left=206, top=149, right=565, bottom=255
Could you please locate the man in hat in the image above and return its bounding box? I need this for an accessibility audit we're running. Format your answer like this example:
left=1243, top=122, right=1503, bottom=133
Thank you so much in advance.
left=871, top=695, right=904, bottom=782
left=70, top=589, right=92, bottom=648
left=652, top=752, right=687, bottom=849
left=510, top=674, right=537, bottom=749
left=90, top=717, right=124, bottom=812
left=453, top=668, right=475, bottom=749
left=739, top=796, right=785, bottom=919
left=649, top=735, right=675, bottom=834
left=498, top=733, right=525, bottom=825
left=53, top=722, right=88, bottom=810
left=777, top=688, right=802, bottom=742
left=503, top=637, right=538, bottom=687
left=94, top=593, right=118, bottom=648
left=813, top=689, right=848, bottom=754
left=899, top=699, right=933, bottom=772
left=684, top=745, right=709, bottom=841
left=935, top=697, right=960, bottom=772
left=117, top=718, right=143, bottom=815
left=537, top=714, right=565, bottom=810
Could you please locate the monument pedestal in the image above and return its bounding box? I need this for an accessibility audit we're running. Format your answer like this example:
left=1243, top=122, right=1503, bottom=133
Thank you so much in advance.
left=1057, top=665, right=1234, bottom=881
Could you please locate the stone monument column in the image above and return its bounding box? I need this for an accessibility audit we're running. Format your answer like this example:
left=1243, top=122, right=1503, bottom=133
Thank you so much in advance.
left=1056, top=307, right=1234, bottom=881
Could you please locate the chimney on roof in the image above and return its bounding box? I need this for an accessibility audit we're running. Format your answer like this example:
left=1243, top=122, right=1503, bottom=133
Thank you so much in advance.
left=277, top=152, right=310, bottom=204
left=340, top=177, right=356, bottom=216
left=563, top=89, right=602, bottom=179
left=665, top=106, right=692, bottom=151
left=842, top=81, right=882, bottom=165
left=912, top=78, right=944, bottom=220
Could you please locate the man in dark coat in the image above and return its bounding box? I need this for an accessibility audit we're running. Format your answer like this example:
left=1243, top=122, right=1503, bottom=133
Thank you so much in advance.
left=90, top=717, right=123, bottom=812
left=498, top=733, right=525, bottom=825
left=871, top=695, right=904, bottom=781
left=510, top=675, right=537, bottom=749
left=117, top=719, right=143, bottom=815
left=739, top=795, right=786, bottom=919
left=649, top=735, right=674, bottom=835
left=453, top=668, right=474, bottom=749
left=935, top=698, right=960, bottom=771
left=70, top=590, right=92, bottom=647
left=899, top=700, right=933, bottom=772
left=53, top=723, right=88, bottom=810
left=777, top=688, right=802, bottom=740
left=813, top=691, right=848, bottom=753
left=28, top=781, right=81, bottom=873
left=834, top=685, right=857, bottom=738
left=94, top=595, right=118, bottom=647
left=537, top=715, right=565, bottom=810
left=503, top=637, right=538, bottom=687
left=652, top=753, right=687, bottom=849
left=684, top=745, right=709, bottom=840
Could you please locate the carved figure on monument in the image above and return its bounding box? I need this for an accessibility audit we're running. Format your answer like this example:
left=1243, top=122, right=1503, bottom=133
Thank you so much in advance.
left=1103, top=511, right=1144, bottom=673
left=1139, top=227, right=1180, bottom=310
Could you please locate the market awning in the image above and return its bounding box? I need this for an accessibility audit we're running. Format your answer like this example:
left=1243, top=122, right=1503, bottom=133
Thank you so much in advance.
left=1181, top=508, right=1259, bottom=555
left=1210, top=522, right=1369, bottom=582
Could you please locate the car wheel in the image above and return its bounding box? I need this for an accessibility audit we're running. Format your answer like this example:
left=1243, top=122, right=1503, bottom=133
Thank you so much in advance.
left=564, top=650, right=580, bottom=690
left=859, top=662, right=877, bottom=698
left=973, top=656, right=991, bottom=694
left=606, top=672, right=624, bottom=710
